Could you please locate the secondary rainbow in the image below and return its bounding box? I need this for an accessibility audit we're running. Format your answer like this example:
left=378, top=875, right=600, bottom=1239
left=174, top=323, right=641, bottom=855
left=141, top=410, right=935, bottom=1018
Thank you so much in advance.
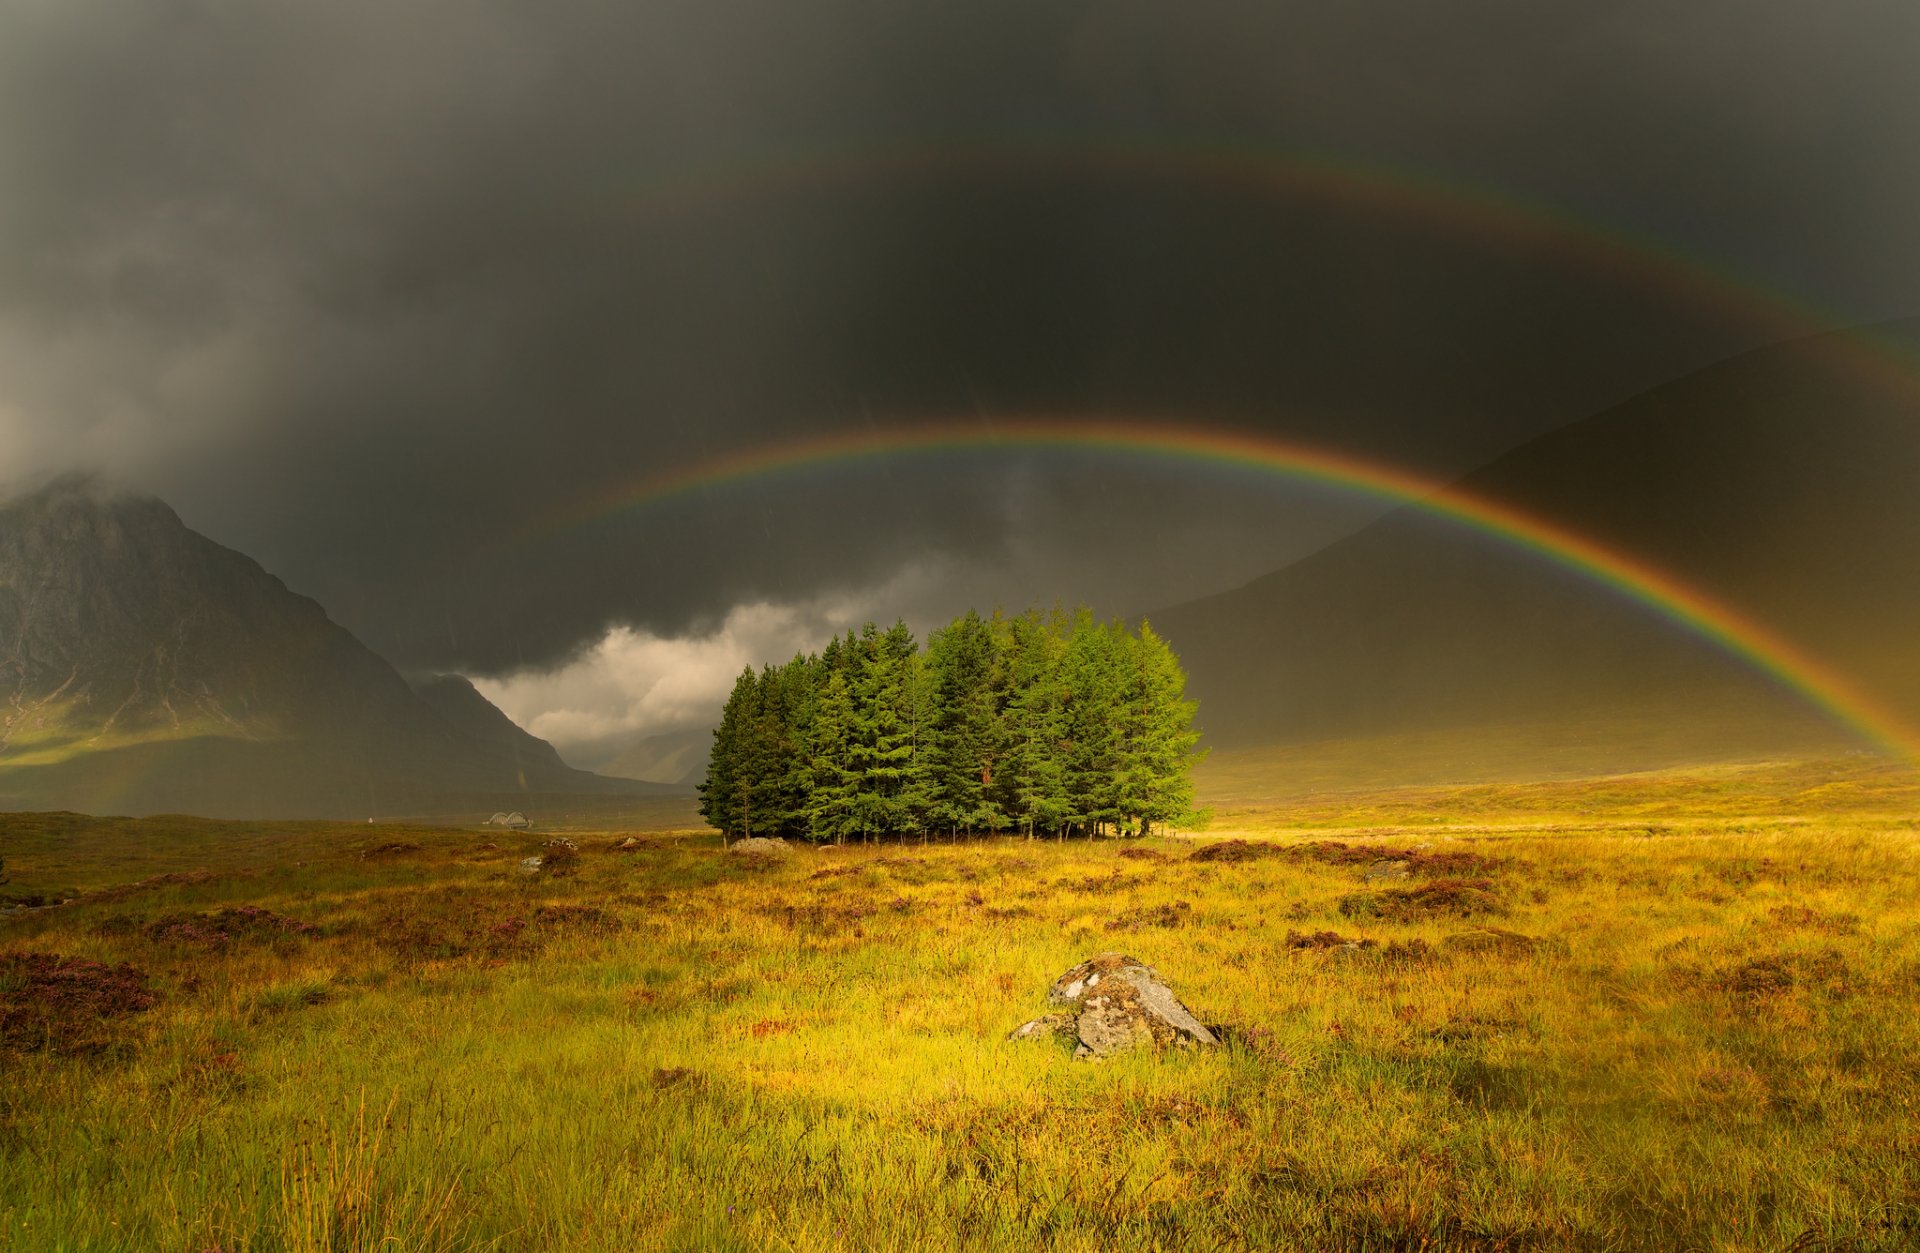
left=545, top=419, right=1919, bottom=762
left=620, top=138, right=1920, bottom=403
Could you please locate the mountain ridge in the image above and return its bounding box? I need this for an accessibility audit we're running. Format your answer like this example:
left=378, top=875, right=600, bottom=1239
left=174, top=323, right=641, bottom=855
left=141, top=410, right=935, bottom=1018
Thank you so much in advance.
left=1150, top=317, right=1920, bottom=758
left=0, top=479, right=674, bottom=818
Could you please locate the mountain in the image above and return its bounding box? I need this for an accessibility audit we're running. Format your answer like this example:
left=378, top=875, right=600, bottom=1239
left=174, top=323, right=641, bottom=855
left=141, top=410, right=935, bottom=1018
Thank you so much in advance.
left=0, top=479, right=667, bottom=817
left=588, top=727, right=712, bottom=787
left=1152, top=318, right=1920, bottom=761
left=410, top=673, right=575, bottom=779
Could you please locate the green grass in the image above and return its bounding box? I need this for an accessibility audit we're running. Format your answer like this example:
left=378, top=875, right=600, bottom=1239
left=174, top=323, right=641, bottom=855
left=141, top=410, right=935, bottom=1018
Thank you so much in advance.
left=2, top=756, right=1918, bottom=1251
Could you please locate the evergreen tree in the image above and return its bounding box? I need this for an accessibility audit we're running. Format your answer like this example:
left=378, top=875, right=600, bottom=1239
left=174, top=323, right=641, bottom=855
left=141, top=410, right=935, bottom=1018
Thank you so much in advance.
left=1127, top=621, right=1207, bottom=834
left=1059, top=612, right=1124, bottom=838
left=1105, top=622, right=1203, bottom=836
left=769, top=653, right=819, bottom=837
left=925, top=610, right=1007, bottom=836
left=1002, top=609, right=1069, bottom=838
left=696, top=666, right=759, bottom=842
left=804, top=646, right=860, bottom=844
left=701, top=605, right=1203, bottom=842
left=851, top=621, right=923, bottom=841
left=896, top=632, right=936, bottom=839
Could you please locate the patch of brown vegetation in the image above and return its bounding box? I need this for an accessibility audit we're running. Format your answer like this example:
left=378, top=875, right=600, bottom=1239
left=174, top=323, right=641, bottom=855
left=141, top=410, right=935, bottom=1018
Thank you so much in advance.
left=359, top=842, right=423, bottom=860
left=1, top=952, right=157, bottom=1053
left=1405, top=849, right=1502, bottom=877
left=370, top=903, right=546, bottom=962
left=808, top=865, right=859, bottom=881
left=83, top=870, right=220, bottom=904
left=1340, top=878, right=1503, bottom=921
left=1059, top=869, right=1136, bottom=891
left=1278, top=841, right=1503, bottom=877
left=1286, top=841, right=1378, bottom=866
left=1187, top=839, right=1282, bottom=864
left=144, top=906, right=317, bottom=948
left=531, top=904, right=623, bottom=935
left=1117, top=848, right=1168, bottom=863
left=1380, top=938, right=1438, bottom=966
left=767, top=899, right=879, bottom=934
left=0, top=889, right=72, bottom=909
left=1106, top=900, right=1192, bottom=931
left=1282, top=930, right=1437, bottom=966
left=1715, top=949, right=1856, bottom=1003
left=1766, top=904, right=1861, bottom=935
left=1285, top=929, right=1362, bottom=950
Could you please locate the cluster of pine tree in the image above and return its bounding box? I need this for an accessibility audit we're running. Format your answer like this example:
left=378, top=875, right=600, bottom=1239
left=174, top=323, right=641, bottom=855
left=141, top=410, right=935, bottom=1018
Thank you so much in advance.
left=698, top=608, right=1205, bottom=843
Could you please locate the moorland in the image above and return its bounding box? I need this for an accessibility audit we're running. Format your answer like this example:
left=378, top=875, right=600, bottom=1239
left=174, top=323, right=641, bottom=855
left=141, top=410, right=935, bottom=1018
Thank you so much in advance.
left=2, top=752, right=1917, bottom=1252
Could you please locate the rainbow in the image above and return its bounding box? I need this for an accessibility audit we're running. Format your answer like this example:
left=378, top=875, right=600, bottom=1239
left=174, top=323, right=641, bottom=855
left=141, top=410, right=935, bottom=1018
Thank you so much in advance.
left=544, top=418, right=1920, bottom=761
left=620, top=138, right=1920, bottom=399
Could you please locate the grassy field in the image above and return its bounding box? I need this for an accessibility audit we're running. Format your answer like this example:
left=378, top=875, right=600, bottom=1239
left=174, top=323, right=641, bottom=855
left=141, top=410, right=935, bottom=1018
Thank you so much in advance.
left=3, top=756, right=1918, bottom=1251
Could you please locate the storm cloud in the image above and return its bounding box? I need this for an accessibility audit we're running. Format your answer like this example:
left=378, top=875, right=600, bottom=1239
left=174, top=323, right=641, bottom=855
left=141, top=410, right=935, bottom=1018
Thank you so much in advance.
left=3, top=0, right=1917, bottom=699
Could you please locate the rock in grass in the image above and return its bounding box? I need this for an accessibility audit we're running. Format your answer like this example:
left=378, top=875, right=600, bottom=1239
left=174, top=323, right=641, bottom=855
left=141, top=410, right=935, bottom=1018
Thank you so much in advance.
left=1013, top=953, right=1218, bottom=1059
left=517, top=855, right=544, bottom=875
left=1008, top=1013, right=1076, bottom=1042
left=728, top=837, right=791, bottom=860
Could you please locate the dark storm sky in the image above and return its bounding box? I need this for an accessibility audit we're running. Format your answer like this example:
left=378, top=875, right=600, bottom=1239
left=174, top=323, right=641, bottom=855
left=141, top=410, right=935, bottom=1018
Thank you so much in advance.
left=4, top=0, right=1919, bottom=700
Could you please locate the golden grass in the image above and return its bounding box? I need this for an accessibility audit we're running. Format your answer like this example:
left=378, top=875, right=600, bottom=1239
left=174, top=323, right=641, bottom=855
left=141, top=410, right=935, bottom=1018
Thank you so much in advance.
left=2, top=754, right=1917, bottom=1250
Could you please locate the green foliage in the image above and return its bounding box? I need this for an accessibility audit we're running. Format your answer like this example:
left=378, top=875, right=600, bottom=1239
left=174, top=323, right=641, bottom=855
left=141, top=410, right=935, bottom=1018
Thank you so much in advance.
left=699, top=607, right=1205, bottom=841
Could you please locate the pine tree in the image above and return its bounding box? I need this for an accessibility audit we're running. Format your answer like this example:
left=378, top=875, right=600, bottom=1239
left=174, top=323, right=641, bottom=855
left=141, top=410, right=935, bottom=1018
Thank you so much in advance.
left=1059, top=612, right=1123, bottom=838
left=897, top=634, right=936, bottom=840
left=850, top=621, right=923, bottom=840
left=703, top=604, right=1202, bottom=843
left=1128, top=621, right=1207, bottom=835
left=1002, top=609, right=1069, bottom=838
left=770, top=653, right=819, bottom=837
left=925, top=610, right=1007, bottom=836
left=804, top=648, right=860, bottom=844
left=696, top=666, right=760, bottom=842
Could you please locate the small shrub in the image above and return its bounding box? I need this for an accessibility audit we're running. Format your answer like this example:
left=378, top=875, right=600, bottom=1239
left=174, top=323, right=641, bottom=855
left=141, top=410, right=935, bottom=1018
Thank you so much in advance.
left=1286, top=929, right=1367, bottom=951
left=1, top=952, right=157, bottom=1053
left=145, top=906, right=317, bottom=948
left=1343, top=878, right=1503, bottom=921
left=1188, top=840, right=1281, bottom=864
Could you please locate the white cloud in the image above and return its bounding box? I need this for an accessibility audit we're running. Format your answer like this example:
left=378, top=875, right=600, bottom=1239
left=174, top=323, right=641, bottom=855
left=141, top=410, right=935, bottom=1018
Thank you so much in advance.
left=469, top=564, right=955, bottom=755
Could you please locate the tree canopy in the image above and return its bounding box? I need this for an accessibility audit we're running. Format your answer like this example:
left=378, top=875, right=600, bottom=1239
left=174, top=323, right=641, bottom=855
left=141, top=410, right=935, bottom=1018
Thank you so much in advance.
left=697, top=608, right=1206, bottom=842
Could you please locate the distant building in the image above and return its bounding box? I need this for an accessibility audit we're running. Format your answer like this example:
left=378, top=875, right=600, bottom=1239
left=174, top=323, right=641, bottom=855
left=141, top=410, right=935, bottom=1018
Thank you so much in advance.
left=485, top=811, right=532, bottom=829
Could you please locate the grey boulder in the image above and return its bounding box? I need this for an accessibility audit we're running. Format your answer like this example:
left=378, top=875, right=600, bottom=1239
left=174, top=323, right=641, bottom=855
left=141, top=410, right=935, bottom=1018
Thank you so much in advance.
left=1014, top=953, right=1218, bottom=1059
